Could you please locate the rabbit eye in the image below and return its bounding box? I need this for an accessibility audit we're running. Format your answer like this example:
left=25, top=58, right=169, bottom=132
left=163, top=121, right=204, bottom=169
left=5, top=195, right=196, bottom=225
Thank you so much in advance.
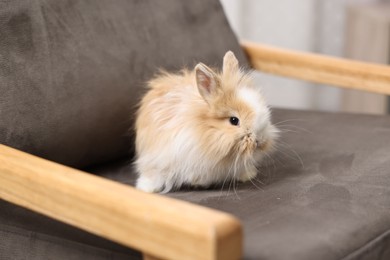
left=229, top=117, right=240, bottom=126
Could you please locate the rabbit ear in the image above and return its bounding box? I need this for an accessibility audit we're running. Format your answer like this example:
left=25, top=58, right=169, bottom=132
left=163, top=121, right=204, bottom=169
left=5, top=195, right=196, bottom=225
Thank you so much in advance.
left=195, top=63, right=219, bottom=103
left=223, top=51, right=239, bottom=75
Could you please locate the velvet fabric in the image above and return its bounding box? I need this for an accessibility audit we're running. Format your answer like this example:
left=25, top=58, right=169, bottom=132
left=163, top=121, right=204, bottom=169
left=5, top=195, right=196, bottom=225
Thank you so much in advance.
left=0, top=0, right=246, bottom=168
left=0, top=200, right=141, bottom=260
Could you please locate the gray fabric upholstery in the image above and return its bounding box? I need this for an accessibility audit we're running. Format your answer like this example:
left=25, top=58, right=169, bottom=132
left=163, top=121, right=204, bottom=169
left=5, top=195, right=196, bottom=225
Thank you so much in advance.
left=0, top=225, right=139, bottom=260
left=0, top=200, right=141, bottom=260
left=91, top=108, right=390, bottom=260
left=0, top=0, right=247, bottom=168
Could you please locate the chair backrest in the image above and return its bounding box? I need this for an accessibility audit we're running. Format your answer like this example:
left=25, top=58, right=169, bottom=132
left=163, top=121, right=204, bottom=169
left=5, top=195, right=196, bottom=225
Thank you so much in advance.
left=0, top=0, right=247, bottom=168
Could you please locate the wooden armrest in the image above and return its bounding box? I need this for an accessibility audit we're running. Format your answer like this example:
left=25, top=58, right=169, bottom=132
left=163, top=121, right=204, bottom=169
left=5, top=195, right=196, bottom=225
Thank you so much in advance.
left=0, top=144, right=242, bottom=260
left=241, top=41, right=390, bottom=95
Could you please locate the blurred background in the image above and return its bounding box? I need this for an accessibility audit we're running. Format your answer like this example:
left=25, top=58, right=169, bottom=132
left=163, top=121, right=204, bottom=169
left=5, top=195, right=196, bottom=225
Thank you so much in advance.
left=220, top=0, right=390, bottom=114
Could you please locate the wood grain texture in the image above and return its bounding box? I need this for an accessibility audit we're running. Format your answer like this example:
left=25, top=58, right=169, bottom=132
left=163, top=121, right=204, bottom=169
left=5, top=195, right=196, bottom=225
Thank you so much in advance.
left=0, top=144, right=242, bottom=260
left=241, top=41, right=390, bottom=95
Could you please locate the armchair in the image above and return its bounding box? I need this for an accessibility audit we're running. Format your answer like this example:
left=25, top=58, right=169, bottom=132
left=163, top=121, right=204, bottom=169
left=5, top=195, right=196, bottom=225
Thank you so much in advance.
left=1, top=1, right=390, bottom=259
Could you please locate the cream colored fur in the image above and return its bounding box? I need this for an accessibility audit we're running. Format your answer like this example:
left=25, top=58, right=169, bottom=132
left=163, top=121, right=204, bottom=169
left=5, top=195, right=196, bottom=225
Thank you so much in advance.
left=135, top=51, right=277, bottom=193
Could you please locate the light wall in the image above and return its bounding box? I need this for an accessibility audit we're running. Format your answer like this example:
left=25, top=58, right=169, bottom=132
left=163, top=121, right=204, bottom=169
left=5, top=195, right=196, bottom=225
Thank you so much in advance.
left=220, top=0, right=380, bottom=112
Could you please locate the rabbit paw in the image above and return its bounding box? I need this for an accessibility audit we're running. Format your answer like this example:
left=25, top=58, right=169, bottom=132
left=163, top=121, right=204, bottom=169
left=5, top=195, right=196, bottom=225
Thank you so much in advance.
left=136, top=175, right=165, bottom=193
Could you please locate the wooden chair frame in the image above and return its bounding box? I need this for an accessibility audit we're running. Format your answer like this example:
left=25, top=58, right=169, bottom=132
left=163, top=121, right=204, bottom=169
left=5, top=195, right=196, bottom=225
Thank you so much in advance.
left=1, top=41, right=390, bottom=260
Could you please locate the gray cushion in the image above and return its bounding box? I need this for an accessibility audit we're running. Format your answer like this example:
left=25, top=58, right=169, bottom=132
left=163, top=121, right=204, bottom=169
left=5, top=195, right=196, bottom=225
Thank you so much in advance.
left=91, top=108, right=390, bottom=260
left=0, top=225, right=139, bottom=260
left=0, top=0, right=247, bottom=168
left=0, top=200, right=141, bottom=260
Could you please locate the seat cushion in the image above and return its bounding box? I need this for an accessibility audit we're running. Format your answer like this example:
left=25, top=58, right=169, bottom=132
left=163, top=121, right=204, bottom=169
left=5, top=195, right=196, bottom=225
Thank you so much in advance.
left=0, top=199, right=142, bottom=260
left=90, top=108, right=390, bottom=260
left=0, top=0, right=247, bottom=168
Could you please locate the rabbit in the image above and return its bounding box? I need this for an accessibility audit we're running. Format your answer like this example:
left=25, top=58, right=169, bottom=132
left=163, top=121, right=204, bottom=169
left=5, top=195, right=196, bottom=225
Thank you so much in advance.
left=134, top=51, right=278, bottom=193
